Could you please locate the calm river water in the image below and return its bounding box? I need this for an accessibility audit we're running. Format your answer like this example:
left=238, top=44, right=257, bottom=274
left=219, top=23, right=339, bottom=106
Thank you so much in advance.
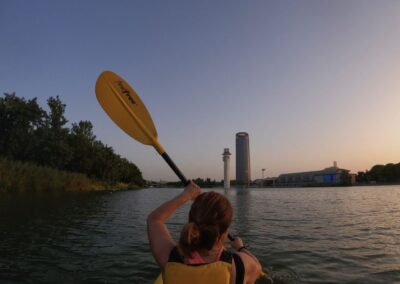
left=1, top=186, right=400, bottom=283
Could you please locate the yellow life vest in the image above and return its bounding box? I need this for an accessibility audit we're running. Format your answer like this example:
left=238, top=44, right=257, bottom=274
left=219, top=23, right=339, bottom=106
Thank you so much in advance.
left=163, top=261, right=232, bottom=284
left=154, top=247, right=240, bottom=284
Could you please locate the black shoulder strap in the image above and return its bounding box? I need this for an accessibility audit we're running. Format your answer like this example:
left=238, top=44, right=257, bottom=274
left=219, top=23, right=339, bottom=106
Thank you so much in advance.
left=233, top=253, right=245, bottom=284
left=168, top=246, right=184, bottom=263
left=220, top=249, right=233, bottom=263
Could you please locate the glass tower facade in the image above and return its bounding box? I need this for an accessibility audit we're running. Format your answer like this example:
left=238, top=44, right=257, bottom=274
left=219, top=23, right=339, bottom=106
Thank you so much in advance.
left=236, top=132, right=251, bottom=184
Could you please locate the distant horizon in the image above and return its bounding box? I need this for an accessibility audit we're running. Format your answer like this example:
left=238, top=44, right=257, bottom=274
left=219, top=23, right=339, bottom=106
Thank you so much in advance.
left=2, top=1, right=399, bottom=181
left=145, top=158, right=397, bottom=183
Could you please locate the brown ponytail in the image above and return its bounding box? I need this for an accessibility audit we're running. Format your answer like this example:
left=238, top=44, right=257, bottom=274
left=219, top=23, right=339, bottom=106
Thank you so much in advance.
left=180, top=222, right=200, bottom=248
left=179, top=191, right=233, bottom=257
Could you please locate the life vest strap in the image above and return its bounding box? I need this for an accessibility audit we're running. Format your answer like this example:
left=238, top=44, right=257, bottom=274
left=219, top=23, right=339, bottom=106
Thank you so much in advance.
left=232, top=253, right=245, bottom=284
left=168, top=246, right=233, bottom=265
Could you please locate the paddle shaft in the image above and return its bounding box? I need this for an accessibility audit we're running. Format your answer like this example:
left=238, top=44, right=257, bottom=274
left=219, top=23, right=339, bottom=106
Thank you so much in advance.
left=161, top=152, right=189, bottom=185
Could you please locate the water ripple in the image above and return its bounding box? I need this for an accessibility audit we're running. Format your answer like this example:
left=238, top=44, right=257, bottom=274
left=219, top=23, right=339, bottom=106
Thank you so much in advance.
left=1, top=186, right=400, bottom=283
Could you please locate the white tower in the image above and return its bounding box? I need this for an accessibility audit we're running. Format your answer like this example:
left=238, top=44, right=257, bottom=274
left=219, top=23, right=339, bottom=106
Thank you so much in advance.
left=222, top=148, right=231, bottom=189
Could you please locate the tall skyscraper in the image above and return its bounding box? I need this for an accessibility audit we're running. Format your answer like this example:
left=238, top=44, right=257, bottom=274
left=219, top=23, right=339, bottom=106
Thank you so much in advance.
left=236, top=132, right=251, bottom=184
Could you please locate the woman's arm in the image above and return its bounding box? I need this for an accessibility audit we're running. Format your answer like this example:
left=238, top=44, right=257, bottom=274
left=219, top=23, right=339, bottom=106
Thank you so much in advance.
left=238, top=249, right=262, bottom=284
left=147, top=181, right=201, bottom=268
left=231, top=237, right=262, bottom=283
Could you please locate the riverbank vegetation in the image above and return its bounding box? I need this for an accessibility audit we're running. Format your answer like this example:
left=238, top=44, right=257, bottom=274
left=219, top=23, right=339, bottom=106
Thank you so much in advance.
left=0, top=93, right=144, bottom=193
left=357, top=163, right=400, bottom=184
left=147, top=177, right=224, bottom=188
left=0, top=158, right=91, bottom=193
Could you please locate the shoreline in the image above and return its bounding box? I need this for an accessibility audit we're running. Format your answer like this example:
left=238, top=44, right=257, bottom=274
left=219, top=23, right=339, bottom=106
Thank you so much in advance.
left=0, top=158, right=143, bottom=194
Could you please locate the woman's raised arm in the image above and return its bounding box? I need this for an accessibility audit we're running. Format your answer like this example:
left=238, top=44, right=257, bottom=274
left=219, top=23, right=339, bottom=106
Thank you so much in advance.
left=147, top=181, right=201, bottom=268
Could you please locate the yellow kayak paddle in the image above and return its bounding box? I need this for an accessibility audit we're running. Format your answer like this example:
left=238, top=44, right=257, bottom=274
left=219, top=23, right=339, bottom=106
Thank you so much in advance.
left=95, top=70, right=188, bottom=184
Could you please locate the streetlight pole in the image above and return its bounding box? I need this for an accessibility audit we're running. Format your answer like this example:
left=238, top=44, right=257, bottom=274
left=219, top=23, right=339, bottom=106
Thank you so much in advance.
left=262, top=168, right=265, bottom=187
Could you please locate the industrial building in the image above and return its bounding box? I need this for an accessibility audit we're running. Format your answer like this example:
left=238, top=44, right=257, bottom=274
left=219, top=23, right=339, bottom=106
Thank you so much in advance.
left=277, top=162, right=352, bottom=186
left=236, top=132, right=251, bottom=184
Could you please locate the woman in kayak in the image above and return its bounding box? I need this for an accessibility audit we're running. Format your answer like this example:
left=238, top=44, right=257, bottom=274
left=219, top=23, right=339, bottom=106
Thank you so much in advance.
left=147, top=181, right=261, bottom=284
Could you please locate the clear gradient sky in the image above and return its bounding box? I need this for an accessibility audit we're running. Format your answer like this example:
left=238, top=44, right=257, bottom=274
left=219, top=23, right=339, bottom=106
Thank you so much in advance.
left=1, top=1, right=400, bottom=181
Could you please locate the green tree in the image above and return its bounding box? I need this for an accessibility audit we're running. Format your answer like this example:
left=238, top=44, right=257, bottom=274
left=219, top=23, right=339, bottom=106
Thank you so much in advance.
left=0, top=93, right=46, bottom=161
left=67, top=120, right=96, bottom=174
left=369, top=165, right=385, bottom=182
left=36, top=96, right=72, bottom=169
left=383, top=163, right=396, bottom=182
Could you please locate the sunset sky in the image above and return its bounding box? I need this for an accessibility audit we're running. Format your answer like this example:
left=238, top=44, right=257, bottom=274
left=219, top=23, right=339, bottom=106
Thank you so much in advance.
left=1, top=1, right=400, bottom=181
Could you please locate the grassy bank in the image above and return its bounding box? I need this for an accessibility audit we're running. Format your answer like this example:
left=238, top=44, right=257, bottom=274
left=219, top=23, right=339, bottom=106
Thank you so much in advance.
left=0, top=158, right=141, bottom=194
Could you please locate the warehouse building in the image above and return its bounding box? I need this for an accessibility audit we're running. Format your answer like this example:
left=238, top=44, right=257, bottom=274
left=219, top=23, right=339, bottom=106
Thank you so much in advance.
left=277, top=162, right=351, bottom=186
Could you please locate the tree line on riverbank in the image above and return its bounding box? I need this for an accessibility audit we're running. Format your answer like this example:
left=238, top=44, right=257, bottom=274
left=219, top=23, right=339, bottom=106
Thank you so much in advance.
left=0, top=93, right=144, bottom=193
left=357, top=163, right=400, bottom=184
left=148, top=177, right=222, bottom=188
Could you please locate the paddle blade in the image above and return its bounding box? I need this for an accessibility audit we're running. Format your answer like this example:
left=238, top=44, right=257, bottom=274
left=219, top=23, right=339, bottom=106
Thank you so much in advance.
left=95, top=71, right=158, bottom=146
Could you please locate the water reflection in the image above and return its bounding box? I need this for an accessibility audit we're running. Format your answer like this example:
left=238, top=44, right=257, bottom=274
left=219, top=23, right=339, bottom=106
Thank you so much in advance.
left=232, top=187, right=252, bottom=237
left=1, top=186, right=400, bottom=283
